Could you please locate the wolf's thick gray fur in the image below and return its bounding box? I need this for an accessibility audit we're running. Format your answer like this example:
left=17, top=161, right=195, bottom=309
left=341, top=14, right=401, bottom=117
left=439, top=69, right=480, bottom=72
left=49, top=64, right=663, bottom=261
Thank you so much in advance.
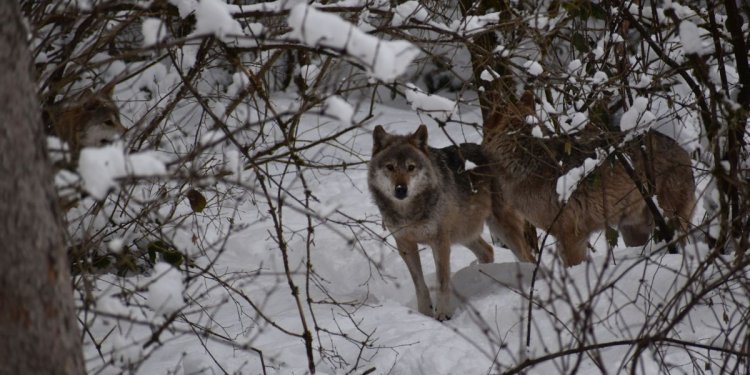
left=368, top=125, right=533, bottom=320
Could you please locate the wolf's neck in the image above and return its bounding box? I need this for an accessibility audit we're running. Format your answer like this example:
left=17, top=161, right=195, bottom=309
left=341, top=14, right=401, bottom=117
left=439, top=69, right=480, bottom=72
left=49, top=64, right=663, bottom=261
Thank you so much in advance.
left=375, top=187, right=440, bottom=226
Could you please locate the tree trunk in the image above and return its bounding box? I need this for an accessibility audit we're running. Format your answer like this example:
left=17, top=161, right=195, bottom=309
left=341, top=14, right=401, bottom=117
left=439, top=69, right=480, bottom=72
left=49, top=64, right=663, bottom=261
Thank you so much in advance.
left=0, top=2, right=85, bottom=374
left=458, top=0, right=516, bottom=122
left=723, top=0, right=750, bottom=256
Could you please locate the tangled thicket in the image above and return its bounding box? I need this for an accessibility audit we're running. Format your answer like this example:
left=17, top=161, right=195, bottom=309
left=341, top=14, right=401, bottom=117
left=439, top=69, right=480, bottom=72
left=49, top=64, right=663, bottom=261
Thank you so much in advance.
left=21, top=0, right=750, bottom=374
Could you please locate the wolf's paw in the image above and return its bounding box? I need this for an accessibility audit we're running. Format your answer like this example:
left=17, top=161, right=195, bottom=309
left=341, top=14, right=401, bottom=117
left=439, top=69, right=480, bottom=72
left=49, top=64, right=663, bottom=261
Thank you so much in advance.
left=435, top=311, right=452, bottom=321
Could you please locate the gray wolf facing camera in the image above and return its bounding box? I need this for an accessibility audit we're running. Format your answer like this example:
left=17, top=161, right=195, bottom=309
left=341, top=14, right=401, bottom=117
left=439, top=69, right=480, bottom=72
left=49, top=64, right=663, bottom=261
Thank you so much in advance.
left=368, top=125, right=533, bottom=320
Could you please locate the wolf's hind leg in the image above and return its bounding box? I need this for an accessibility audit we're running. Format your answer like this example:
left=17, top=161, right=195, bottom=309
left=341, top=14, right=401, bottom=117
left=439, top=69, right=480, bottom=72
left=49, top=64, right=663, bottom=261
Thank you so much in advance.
left=488, top=200, right=535, bottom=262
left=658, top=187, right=696, bottom=246
left=620, top=223, right=653, bottom=247
left=557, top=233, right=589, bottom=267
left=465, top=238, right=494, bottom=263
left=395, top=238, right=433, bottom=317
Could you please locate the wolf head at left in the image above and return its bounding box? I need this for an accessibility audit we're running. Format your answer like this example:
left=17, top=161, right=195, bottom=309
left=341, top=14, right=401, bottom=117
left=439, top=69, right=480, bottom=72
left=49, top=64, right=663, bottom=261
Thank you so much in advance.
left=368, top=125, right=435, bottom=202
left=47, top=87, right=127, bottom=159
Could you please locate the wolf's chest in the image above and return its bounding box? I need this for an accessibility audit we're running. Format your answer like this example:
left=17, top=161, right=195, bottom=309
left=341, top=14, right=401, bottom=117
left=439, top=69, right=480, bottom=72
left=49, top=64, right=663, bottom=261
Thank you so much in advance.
left=383, top=217, right=439, bottom=242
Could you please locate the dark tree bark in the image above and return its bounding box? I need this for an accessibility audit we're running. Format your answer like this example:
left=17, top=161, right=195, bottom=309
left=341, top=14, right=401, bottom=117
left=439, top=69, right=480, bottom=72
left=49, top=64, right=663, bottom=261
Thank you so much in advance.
left=0, top=2, right=85, bottom=374
left=723, top=0, right=750, bottom=256
left=457, top=0, right=516, bottom=122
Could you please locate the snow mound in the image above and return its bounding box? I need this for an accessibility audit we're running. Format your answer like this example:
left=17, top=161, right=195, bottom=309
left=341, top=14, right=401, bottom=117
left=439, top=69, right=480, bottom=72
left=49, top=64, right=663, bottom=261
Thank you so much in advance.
left=148, top=263, right=185, bottom=316
left=452, top=262, right=537, bottom=301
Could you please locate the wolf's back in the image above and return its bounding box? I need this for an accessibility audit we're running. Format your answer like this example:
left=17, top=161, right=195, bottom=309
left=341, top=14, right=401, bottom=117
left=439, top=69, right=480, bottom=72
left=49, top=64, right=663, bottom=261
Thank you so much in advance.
left=429, top=143, right=491, bottom=197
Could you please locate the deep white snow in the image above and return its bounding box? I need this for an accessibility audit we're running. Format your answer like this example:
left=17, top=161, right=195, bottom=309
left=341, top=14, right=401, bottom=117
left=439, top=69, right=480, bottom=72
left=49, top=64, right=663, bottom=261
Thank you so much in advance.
left=76, top=95, right=737, bottom=375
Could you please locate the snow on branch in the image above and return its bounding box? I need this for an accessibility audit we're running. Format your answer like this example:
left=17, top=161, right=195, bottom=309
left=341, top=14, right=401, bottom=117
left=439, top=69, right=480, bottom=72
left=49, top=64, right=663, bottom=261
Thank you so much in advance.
left=451, top=12, right=500, bottom=36
left=404, top=83, right=457, bottom=122
left=287, top=4, right=420, bottom=82
left=142, top=18, right=167, bottom=47
left=390, top=2, right=506, bottom=37
left=450, top=12, right=500, bottom=36
left=169, top=0, right=265, bottom=45
left=619, top=96, right=656, bottom=137
left=524, top=96, right=587, bottom=136
left=194, top=0, right=246, bottom=39
left=391, top=1, right=452, bottom=32
left=79, top=143, right=167, bottom=200
left=679, top=20, right=713, bottom=56
left=324, top=96, right=355, bottom=126
left=523, top=60, right=544, bottom=76
left=226, top=0, right=296, bottom=14
left=555, top=149, right=609, bottom=203
left=391, top=1, right=432, bottom=27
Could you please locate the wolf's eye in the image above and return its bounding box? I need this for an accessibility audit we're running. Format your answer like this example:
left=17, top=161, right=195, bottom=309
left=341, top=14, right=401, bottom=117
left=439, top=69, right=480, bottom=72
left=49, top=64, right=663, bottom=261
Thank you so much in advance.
left=407, top=164, right=416, bottom=172
left=104, top=120, right=116, bottom=127
left=386, top=164, right=395, bottom=172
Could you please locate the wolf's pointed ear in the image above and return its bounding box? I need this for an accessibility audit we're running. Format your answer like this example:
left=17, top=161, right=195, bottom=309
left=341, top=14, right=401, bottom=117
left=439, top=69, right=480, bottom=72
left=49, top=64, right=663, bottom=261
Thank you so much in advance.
left=372, top=125, right=387, bottom=155
left=411, top=124, right=428, bottom=151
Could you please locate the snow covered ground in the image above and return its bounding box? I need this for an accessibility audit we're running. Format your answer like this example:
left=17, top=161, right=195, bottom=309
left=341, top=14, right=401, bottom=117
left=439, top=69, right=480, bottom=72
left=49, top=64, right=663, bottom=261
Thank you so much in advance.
left=79, top=95, right=746, bottom=375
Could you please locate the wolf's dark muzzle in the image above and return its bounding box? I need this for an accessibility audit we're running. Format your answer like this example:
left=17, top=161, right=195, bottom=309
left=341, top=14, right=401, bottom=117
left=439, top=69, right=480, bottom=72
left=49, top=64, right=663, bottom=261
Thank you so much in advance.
left=394, top=185, right=408, bottom=199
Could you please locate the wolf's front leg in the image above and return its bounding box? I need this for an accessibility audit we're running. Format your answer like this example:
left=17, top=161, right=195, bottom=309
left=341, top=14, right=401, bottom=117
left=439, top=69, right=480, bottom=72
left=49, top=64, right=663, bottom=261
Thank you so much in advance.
left=431, top=240, right=452, bottom=321
left=395, top=238, right=432, bottom=317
